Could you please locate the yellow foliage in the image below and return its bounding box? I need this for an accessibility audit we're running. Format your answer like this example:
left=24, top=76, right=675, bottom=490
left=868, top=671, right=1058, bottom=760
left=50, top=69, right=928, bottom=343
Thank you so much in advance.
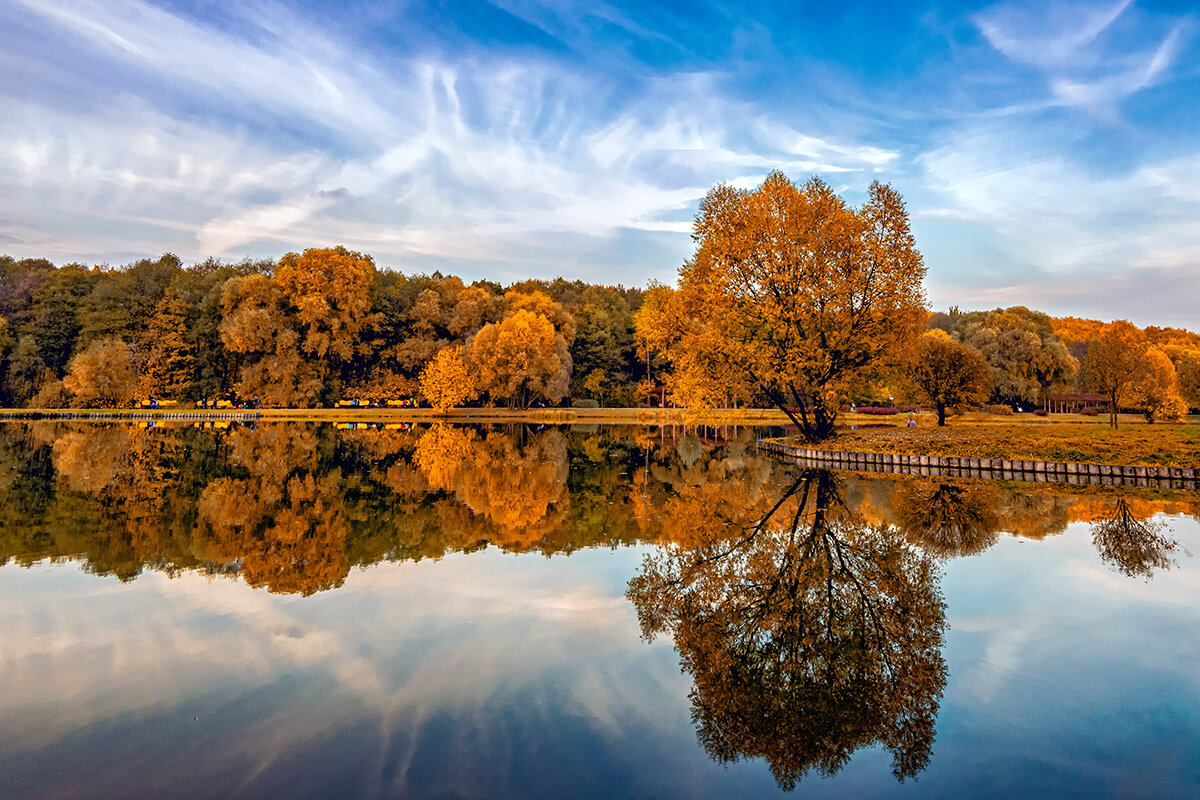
left=419, top=345, right=476, bottom=411
left=662, top=172, right=926, bottom=442
left=1052, top=316, right=1105, bottom=345
left=274, top=245, right=374, bottom=360
left=414, top=424, right=477, bottom=491
left=63, top=337, right=136, bottom=407
left=468, top=309, right=570, bottom=407
left=1135, top=346, right=1189, bottom=423
left=1083, top=320, right=1148, bottom=429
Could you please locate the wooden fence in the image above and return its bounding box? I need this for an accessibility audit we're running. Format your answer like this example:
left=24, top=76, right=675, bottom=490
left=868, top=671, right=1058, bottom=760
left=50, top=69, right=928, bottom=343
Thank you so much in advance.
left=757, top=439, right=1198, bottom=489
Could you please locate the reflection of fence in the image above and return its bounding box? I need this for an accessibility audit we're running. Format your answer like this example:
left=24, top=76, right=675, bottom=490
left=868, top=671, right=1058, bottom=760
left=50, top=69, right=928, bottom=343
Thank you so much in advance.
left=757, top=439, right=1198, bottom=489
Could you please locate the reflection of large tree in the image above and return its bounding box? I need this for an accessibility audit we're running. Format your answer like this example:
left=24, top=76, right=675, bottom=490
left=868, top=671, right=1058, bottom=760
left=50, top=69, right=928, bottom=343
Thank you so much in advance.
left=628, top=469, right=947, bottom=789
left=896, top=480, right=1001, bottom=558
left=1091, top=499, right=1181, bottom=580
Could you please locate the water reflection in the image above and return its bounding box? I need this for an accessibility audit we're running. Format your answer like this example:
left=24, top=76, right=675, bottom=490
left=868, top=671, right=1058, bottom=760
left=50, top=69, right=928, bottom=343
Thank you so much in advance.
left=0, top=421, right=1195, bottom=594
left=1090, top=499, right=1183, bottom=580
left=628, top=469, right=947, bottom=789
left=1, top=421, right=1199, bottom=797
left=895, top=480, right=1002, bottom=558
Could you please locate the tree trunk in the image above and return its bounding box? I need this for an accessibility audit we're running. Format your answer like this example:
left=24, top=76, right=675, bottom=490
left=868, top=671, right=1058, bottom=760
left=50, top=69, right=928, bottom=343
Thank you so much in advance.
left=936, top=402, right=947, bottom=426
left=800, top=396, right=838, bottom=443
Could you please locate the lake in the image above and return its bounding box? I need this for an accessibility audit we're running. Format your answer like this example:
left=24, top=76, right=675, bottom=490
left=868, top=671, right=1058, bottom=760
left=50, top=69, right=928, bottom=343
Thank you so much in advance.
left=1, top=421, right=1198, bottom=798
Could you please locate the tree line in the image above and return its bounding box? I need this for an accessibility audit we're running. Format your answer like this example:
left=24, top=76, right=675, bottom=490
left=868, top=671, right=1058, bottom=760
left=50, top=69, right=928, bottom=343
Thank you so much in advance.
left=2, top=175, right=1197, bottom=426
left=0, top=249, right=645, bottom=410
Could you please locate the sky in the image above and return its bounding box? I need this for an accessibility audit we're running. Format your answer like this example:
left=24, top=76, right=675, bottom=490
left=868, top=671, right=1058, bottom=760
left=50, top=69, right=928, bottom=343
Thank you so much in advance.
left=1, top=0, right=1198, bottom=327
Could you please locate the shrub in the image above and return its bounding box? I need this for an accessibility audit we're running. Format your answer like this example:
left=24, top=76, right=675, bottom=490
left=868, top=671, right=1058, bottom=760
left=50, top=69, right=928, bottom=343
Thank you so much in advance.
left=1079, top=406, right=1099, bottom=416
left=1033, top=408, right=1048, bottom=417
left=856, top=406, right=900, bottom=415
left=572, top=398, right=600, bottom=408
left=987, top=404, right=1014, bottom=416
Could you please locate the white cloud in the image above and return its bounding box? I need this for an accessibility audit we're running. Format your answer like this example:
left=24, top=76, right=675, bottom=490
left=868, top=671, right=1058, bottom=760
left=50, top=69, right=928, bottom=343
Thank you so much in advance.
left=918, top=126, right=1200, bottom=324
left=973, top=0, right=1189, bottom=115
left=0, top=0, right=897, bottom=281
left=975, top=0, right=1134, bottom=69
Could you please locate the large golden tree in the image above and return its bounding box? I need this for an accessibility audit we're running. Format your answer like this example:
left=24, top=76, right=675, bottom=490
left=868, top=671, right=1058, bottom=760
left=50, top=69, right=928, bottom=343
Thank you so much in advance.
left=658, top=172, right=926, bottom=442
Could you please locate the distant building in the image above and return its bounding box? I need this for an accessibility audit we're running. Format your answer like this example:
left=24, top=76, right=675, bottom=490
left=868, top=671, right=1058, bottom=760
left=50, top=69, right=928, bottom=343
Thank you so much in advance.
left=1045, top=393, right=1108, bottom=413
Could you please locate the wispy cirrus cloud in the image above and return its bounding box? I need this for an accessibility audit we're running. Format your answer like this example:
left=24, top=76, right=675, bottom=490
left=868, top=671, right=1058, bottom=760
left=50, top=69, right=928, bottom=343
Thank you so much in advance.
left=973, top=0, right=1190, bottom=116
left=1, top=0, right=1199, bottom=324
left=0, top=0, right=892, bottom=284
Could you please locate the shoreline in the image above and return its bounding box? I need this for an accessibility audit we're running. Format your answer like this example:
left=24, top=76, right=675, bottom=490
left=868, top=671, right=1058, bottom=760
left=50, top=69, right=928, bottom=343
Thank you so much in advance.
left=2, top=406, right=1196, bottom=469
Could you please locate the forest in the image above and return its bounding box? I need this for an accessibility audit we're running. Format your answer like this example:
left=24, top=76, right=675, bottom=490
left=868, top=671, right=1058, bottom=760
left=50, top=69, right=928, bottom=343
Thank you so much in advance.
left=0, top=248, right=1198, bottom=418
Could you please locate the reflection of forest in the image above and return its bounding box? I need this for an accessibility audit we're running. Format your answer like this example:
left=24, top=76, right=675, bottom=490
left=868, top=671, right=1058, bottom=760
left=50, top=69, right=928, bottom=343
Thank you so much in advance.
left=0, top=423, right=1194, bottom=594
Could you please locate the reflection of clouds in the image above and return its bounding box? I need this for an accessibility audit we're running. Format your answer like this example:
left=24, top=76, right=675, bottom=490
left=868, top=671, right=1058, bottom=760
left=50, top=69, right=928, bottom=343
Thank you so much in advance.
left=0, top=547, right=685, bottom=789
left=944, top=517, right=1200, bottom=707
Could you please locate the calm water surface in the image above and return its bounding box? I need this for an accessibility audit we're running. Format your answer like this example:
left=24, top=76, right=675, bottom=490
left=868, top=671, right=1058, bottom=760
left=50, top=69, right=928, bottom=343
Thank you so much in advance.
left=1, top=421, right=1198, bottom=798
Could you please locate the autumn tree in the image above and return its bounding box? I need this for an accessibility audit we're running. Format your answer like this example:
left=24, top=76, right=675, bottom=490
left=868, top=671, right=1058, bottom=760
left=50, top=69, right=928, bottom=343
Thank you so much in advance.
left=1169, top=348, right=1200, bottom=410
left=1134, top=346, right=1189, bottom=423
left=468, top=309, right=571, bottom=408
left=895, top=480, right=1001, bottom=557
left=655, top=172, right=927, bottom=442
left=632, top=282, right=681, bottom=395
left=954, top=307, right=1076, bottom=408
left=911, top=330, right=992, bottom=425
left=221, top=246, right=374, bottom=405
left=137, top=288, right=195, bottom=400
left=419, top=345, right=476, bottom=411
left=63, top=337, right=136, bottom=407
left=1082, top=320, right=1148, bottom=430
left=275, top=246, right=374, bottom=360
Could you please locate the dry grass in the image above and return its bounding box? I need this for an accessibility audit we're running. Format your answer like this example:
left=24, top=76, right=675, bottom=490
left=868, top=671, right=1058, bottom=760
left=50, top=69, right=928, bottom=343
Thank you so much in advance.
left=829, top=417, right=1200, bottom=467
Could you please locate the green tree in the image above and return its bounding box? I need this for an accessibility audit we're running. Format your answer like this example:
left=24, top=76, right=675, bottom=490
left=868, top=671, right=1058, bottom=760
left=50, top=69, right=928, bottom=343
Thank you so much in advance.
left=568, top=286, right=636, bottom=403
left=26, top=264, right=95, bottom=376
left=911, top=330, right=992, bottom=425
left=954, top=307, right=1076, bottom=408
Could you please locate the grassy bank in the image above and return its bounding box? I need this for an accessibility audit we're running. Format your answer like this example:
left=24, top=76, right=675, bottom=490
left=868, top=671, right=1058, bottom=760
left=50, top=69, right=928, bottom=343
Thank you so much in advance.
left=823, top=415, right=1200, bottom=468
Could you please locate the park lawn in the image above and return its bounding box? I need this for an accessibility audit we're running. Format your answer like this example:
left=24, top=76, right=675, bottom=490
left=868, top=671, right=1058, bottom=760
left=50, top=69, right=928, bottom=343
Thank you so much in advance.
left=829, top=417, right=1200, bottom=467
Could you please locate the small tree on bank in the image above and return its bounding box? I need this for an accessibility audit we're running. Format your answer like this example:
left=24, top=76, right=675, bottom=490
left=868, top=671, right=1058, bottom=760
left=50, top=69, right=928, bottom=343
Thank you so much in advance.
left=1082, top=321, right=1147, bottom=430
left=419, top=345, right=476, bottom=412
left=63, top=337, right=135, bottom=407
left=911, top=331, right=992, bottom=426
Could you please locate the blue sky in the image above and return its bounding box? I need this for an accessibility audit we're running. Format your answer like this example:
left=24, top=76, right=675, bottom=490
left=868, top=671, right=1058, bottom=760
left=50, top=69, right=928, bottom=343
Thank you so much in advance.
left=1, top=0, right=1197, bottom=326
